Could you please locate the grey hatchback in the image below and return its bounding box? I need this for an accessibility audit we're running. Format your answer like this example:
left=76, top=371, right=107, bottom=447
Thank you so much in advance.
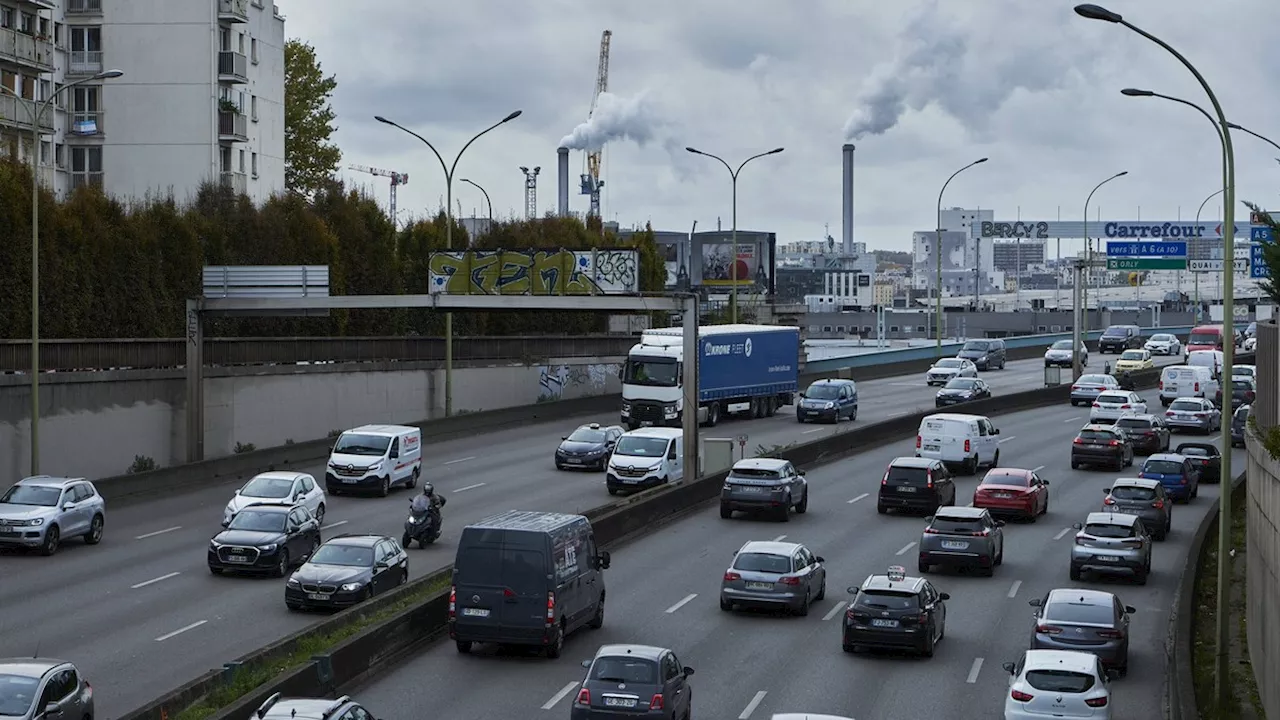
left=720, top=540, right=827, bottom=615
left=1029, top=588, right=1135, bottom=675
left=1102, top=478, right=1172, bottom=541
left=917, top=506, right=1005, bottom=576
left=1069, top=512, right=1153, bottom=584
left=572, top=644, right=693, bottom=720
left=0, top=658, right=93, bottom=720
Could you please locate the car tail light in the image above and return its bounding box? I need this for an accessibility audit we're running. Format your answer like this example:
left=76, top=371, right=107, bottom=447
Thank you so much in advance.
left=724, top=571, right=740, bottom=582
left=1037, top=624, right=1063, bottom=635
left=1072, top=385, right=1081, bottom=392
left=1121, top=404, right=1132, bottom=409
left=503, top=587, right=517, bottom=598
left=964, top=439, right=971, bottom=453
left=1075, top=536, right=1090, bottom=546
left=1073, top=437, right=1084, bottom=444
left=1159, top=380, right=1164, bottom=390
left=1246, top=391, right=1255, bottom=401
left=1108, top=440, right=1120, bottom=446
left=916, top=436, right=922, bottom=449
left=1085, top=696, right=1109, bottom=707
left=1120, top=538, right=1144, bottom=548
left=1166, top=411, right=1174, bottom=416
left=1103, top=497, right=1116, bottom=505
left=926, top=471, right=934, bottom=489
left=1096, top=629, right=1124, bottom=639
left=1152, top=499, right=1165, bottom=509
left=1010, top=689, right=1034, bottom=701
left=1093, top=401, right=1101, bottom=407
left=449, top=586, right=456, bottom=619
left=1195, top=382, right=1200, bottom=392
left=881, top=471, right=890, bottom=486
left=923, top=527, right=940, bottom=534
left=1142, top=431, right=1155, bottom=436
left=546, top=592, right=556, bottom=624
left=576, top=689, right=591, bottom=705
left=649, top=694, right=665, bottom=710
left=780, top=576, right=802, bottom=586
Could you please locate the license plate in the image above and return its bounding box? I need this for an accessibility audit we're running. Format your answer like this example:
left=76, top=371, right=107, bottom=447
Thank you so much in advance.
left=640, top=421, right=653, bottom=427
left=462, top=607, right=490, bottom=617
left=745, top=581, right=772, bottom=590
left=1094, top=555, right=1119, bottom=562
left=871, top=618, right=899, bottom=628
left=564, top=458, right=581, bottom=464
left=738, top=486, right=763, bottom=493
left=227, top=556, right=252, bottom=563
left=941, top=540, right=969, bottom=550
left=897, top=486, right=918, bottom=493
left=994, top=492, right=1013, bottom=499
left=307, top=593, right=331, bottom=600
left=342, top=477, right=359, bottom=483
left=604, top=698, right=637, bottom=708
left=924, top=444, right=940, bottom=452
left=0, top=528, right=15, bottom=534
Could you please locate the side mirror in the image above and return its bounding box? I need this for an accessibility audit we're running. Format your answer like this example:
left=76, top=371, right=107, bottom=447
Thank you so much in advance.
left=598, top=551, right=611, bottom=569
left=683, top=666, right=695, bottom=676
left=1105, top=668, right=1121, bottom=680
left=562, top=436, right=568, bottom=441
left=924, top=515, right=934, bottom=522
left=1124, top=605, right=1137, bottom=614
left=375, top=561, right=388, bottom=570
left=1028, top=598, right=1042, bottom=607
left=995, top=520, right=1006, bottom=527
left=43, top=701, right=63, bottom=718
left=814, top=556, right=825, bottom=563
left=938, top=592, right=950, bottom=600
left=1042, top=479, right=1050, bottom=485
left=61, top=502, right=74, bottom=512
left=1072, top=522, right=1083, bottom=530
left=797, top=470, right=806, bottom=476
left=294, top=492, right=305, bottom=501
left=993, top=428, right=1001, bottom=435
left=1102, top=488, right=1111, bottom=494
left=846, top=586, right=859, bottom=595
left=798, top=392, right=805, bottom=398
left=1001, top=661, right=1016, bottom=675
left=221, top=519, right=230, bottom=528
left=581, top=659, right=593, bottom=669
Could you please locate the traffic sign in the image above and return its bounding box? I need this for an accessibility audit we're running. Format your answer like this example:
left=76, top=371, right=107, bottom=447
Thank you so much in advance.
left=1189, top=259, right=1249, bottom=273
left=1106, top=258, right=1186, bottom=270
left=1105, top=241, right=1187, bottom=257
left=1253, top=242, right=1271, bottom=279
left=1251, top=226, right=1274, bottom=242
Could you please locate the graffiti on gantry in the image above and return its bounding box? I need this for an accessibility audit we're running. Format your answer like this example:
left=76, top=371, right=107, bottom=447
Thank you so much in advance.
left=427, top=249, right=639, bottom=295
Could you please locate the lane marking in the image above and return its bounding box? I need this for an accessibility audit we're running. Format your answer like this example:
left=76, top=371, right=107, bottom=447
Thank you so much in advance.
left=847, top=493, right=869, bottom=504
left=772, top=534, right=788, bottom=542
left=966, top=657, right=984, bottom=684
left=895, top=541, right=917, bottom=556
left=801, top=428, right=824, bottom=434
left=155, top=620, right=207, bottom=642
left=998, top=435, right=1017, bottom=444
left=739, top=691, right=767, bottom=719
left=322, top=520, right=348, bottom=531
left=822, top=601, right=847, bottom=621
left=889, top=382, right=918, bottom=387
left=443, top=456, right=476, bottom=465
left=135, top=526, right=182, bottom=540
left=542, top=681, right=580, bottom=710
left=1064, top=416, right=1083, bottom=423
left=1007, top=580, right=1022, bottom=598
left=1054, top=527, right=1072, bottom=540
left=454, top=482, right=486, bottom=492
left=665, top=593, right=698, bottom=614
left=1031, top=465, right=1045, bottom=473
left=132, top=572, right=180, bottom=589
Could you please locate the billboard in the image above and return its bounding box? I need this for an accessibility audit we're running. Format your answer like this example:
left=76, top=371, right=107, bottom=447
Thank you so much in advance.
left=690, top=231, right=774, bottom=289
left=427, top=249, right=638, bottom=295
left=700, top=241, right=759, bottom=286
left=976, top=219, right=1272, bottom=240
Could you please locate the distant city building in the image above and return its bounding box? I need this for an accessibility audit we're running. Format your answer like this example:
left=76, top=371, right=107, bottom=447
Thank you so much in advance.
left=873, top=282, right=894, bottom=307
left=991, top=240, right=1046, bottom=274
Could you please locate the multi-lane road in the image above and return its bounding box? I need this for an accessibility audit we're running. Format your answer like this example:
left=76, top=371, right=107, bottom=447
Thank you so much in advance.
left=0, top=352, right=1181, bottom=717
left=354, top=393, right=1237, bottom=719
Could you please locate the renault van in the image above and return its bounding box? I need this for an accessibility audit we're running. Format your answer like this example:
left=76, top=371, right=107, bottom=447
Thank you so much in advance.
left=915, top=413, right=1002, bottom=475
left=325, top=424, right=422, bottom=496
left=1159, top=365, right=1217, bottom=406
left=605, top=427, right=684, bottom=494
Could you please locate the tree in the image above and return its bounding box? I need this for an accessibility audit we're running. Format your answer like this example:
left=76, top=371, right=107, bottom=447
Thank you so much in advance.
left=1244, top=202, right=1280, bottom=306
left=284, top=39, right=341, bottom=197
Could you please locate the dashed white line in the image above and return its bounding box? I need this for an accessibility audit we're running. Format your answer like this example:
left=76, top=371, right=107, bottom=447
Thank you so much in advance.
left=1031, top=465, right=1045, bottom=473
left=1007, top=580, right=1022, bottom=598
left=1064, top=416, right=1083, bottom=423
left=454, top=482, right=486, bottom=492
left=801, top=428, right=824, bottom=434
left=822, top=601, right=847, bottom=621
left=131, top=572, right=180, bottom=589
left=848, top=493, right=869, bottom=504
left=1054, top=527, right=1072, bottom=540
left=739, top=691, right=767, bottom=719
left=322, top=520, right=348, bottom=531
left=443, top=456, right=476, bottom=465
left=155, top=620, right=207, bottom=642
left=772, top=534, right=788, bottom=542
left=542, top=681, right=580, bottom=710
left=998, top=435, right=1017, bottom=444
left=135, top=526, right=182, bottom=540
left=966, top=657, right=985, bottom=683
left=889, top=382, right=918, bottom=387
left=895, top=541, right=917, bottom=556
left=665, top=593, right=698, bottom=614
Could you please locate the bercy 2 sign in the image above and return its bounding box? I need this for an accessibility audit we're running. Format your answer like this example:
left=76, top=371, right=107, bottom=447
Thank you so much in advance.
left=978, top=220, right=1258, bottom=240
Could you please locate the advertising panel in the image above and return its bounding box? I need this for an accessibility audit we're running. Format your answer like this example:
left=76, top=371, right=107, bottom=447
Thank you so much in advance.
left=700, top=241, right=760, bottom=286
left=976, top=220, right=1272, bottom=240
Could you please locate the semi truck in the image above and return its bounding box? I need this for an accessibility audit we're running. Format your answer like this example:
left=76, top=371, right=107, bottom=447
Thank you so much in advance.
left=620, top=324, right=800, bottom=429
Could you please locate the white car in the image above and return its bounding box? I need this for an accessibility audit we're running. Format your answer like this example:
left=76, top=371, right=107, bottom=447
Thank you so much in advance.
left=1231, top=364, right=1256, bottom=382
left=1004, top=649, right=1115, bottom=719
left=223, top=471, right=327, bottom=527
left=1044, top=339, right=1088, bottom=368
left=1243, top=336, right=1257, bottom=352
left=1143, top=333, right=1182, bottom=356
left=1089, top=391, right=1147, bottom=422
left=926, top=358, right=978, bottom=386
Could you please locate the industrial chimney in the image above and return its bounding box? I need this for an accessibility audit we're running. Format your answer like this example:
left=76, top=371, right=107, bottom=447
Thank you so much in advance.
left=841, top=143, right=855, bottom=255
left=557, top=147, right=570, bottom=217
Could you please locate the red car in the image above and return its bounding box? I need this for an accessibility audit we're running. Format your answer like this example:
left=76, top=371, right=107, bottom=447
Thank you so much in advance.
left=972, top=468, right=1050, bottom=521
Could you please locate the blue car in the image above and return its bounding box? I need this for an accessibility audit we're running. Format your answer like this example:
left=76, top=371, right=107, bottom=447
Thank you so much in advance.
left=796, top=379, right=858, bottom=424
left=1138, top=453, right=1199, bottom=503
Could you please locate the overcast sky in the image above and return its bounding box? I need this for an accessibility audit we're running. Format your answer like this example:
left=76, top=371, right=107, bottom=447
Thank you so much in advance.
left=275, top=0, right=1280, bottom=254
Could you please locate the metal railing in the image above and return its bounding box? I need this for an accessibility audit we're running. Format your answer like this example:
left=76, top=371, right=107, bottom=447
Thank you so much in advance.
left=0, top=94, right=54, bottom=132
left=0, top=27, right=54, bottom=70
left=217, top=0, right=249, bottom=21
left=69, top=110, right=103, bottom=136
left=69, top=50, right=104, bottom=75
left=217, top=110, right=247, bottom=140
left=1255, top=322, right=1277, bottom=428
left=217, top=50, right=248, bottom=81
left=69, top=172, right=104, bottom=190
left=67, top=0, right=103, bottom=12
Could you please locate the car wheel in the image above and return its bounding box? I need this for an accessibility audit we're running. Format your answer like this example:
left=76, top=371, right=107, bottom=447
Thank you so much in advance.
left=778, top=501, right=791, bottom=522
left=794, top=489, right=808, bottom=514
left=996, top=547, right=1004, bottom=565
left=455, top=640, right=473, bottom=654
left=719, top=504, right=732, bottom=519
left=402, top=532, right=412, bottom=549
left=720, top=596, right=733, bottom=611
left=209, top=566, right=223, bottom=575
left=84, top=514, right=104, bottom=544
left=39, top=525, right=59, bottom=557
left=379, top=476, right=391, bottom=497
left=545, top=625, right=564, bottom=658
left=1135, top=568, right=1148, bottom=585
left=406, top=468, right=419, bottom=489
left=1069, top=564, right=1082, bottom=581
left=399, top=568, right=409, bottom=585
left=797, top=415, right=805, bottom=424
left=918, top=560, right=929, bottom=574
left=922, top=625, right=936, bottom=657
left=991, top=450, right=1000, bottom=468
left=314, top=503, right=325, bottom=525
left=589, top=593, right=605, bottom=628
left=274, top=549, right=291, bottom=577
left=795, top=590, right=811, bottom=616
left=1071, top=460, right=1080, bottom=470
left=816, top=580, right=826, bottom=601
left=608, top=487, right=618, bottom=496
left=876, top=503, right=887, bottom=515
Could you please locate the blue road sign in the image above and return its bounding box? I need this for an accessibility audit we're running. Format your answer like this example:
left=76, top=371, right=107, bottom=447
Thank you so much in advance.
left=1252, top=225, right=1274, bottom=242
left=1106, top=241, right=1187, bottom=257
left=1252, top=242, right=1270, bottom=279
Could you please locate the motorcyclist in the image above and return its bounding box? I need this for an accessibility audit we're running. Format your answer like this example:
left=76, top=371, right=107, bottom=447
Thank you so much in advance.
left=410, top=483, right=445, bottom=517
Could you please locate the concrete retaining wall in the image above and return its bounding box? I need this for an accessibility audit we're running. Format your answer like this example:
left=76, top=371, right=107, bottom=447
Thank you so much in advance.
left=1244, top=434, right=1279, bottom=719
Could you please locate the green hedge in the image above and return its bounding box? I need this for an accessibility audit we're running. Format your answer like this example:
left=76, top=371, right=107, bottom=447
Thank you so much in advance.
left=0, top=160, right=666, bottom=338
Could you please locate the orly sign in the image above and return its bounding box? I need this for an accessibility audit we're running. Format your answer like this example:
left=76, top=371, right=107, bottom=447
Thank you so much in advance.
left=977, top=220, right=1257, bottom=239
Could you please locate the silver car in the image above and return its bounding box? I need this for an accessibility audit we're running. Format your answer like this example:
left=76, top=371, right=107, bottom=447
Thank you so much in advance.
left=1029, top=587, right=1135, bottom=675
left=1164, top=396, right=1220, bottom=433
left=1069, top=374, right=1119, bottom=406
left=0, top=658, right=94, bottom=720
left=0, top=476, right=106, bottom=556
left=719, top=458, right=808, bottom=521
left=1144, top=333, right=1182, bottom=355
left=925, top=358, right=977, bottom=386
left=1069, top=512, right=1153, bottom=584
left=1102, top=478, right=1172, bottom=541
left=720, top=540, right=827, bottom=615
left=917, top=506, right=1004, bottom=576
left=1045, top=339, right=1088, bottom=368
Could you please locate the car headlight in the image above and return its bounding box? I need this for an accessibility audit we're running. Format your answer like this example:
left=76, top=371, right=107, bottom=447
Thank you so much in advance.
left=287, top=577, right=300, bottom=587
left=621, top=403, right=631, bottom=413
left=824, top=402, right=834, bottom=409
left=210, top=539, right=221, bottom=550
left=29, top=518, right=43, bottom=526
left=261, top=543, right=278, bottom=553
left=340, top=582, right=363, bottom=592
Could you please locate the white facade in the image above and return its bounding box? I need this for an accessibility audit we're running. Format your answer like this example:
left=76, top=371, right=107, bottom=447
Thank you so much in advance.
left=0, top=0, right=284, bottom=204
left=939, top=207, right=992, bottom=238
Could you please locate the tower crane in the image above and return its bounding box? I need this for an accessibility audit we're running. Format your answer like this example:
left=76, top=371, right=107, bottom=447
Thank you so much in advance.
left=349, top=164, right=408, bottom=225
left=579, top=29, right=611, bottom=218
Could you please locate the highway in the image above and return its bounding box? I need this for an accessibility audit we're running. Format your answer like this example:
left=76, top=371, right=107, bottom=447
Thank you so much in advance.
left=353, top=395, right=1239, bottom=719
left=0, top=352, right=1181, bottom=717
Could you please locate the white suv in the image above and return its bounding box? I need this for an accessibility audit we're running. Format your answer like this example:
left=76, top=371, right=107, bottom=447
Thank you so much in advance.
left=253, top=693, right=374, bottom=720
left=1003, top=649, right=1116, bottom=719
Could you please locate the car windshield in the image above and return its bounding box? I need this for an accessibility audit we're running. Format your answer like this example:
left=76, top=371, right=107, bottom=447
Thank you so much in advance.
left=1077, top=430, right=1117, bottom=442
left=309, top=544, right=373, bottom=567
left=1189, top=332, right=1219, bottom=345
left=1179, top=447, right=1210, bottom=458
left=332, top=433, right=391, bottom=456
left=856, top=589, right=919, bottom=610
left=733, top=552, right=791, bottom=574
left=1084, top=522, right=1133, bottom=538
left=590, top=657, right=658, bottom=684
left=730, top=467, right=784, bottom=480
left=981, top=471, right=1029, bottom=487
left=1044, top=600, right=1114, bottom=626
left=614, top=437, right=670, bottom=457
left=1151, top=334, right=1175, bottom=342
left=1102, top=327, right=1127, bottom=337
left=1170, top=400, right=1204, bottom=412
left=240, top=476, right=294, bottom=498
left=962, top=341, right=991, bottom=351
left=804, top=384, right=842, bottom=400
left=1115, top=418, right=1152, bottom=430
left=1051, top=340, right=1074, bottom=350
left=1078, top=375, right=1109, bottom=385
left=1233, top=380, right=1252, bottom=391
left=1233, top=366, right=1254, bottom=377
left=623, top=357, right=678, bottom=387
left=1096, top=393, right=1129, bottom=404
left=566, top=428, right=607, bottom=443
left=944, top=378, right=979, bottom=390
left=934, top=359, right=962, bottom=368
left=1025, top=669, right=1096, bottom=693
left=0, top=674, right=39, bottom=716
left=0, top=484, right=61, bottom=507
left=227, top=509, right=287, bottom=533
left=1110, top=485, right=1155, bottom=501
left=929, top=517, right=985, bottom=534
left=1120, top=351, right=1145, bottom=360
left=1144, top=460, right=1184, bottom=475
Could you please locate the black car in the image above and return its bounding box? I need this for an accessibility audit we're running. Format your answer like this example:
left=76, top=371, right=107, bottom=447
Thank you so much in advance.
left=1098, top=325, right=1143, bottom=353
left=556, top=423, right=623, bottom=471
left=1070, top=424, right=1134, bottom=471
left=1217, top=378, right=1257, bottom=410
left=877, top=457, right=955, bottom=515
left=935, top=377, right=992, bottom=407
left=285, top=534, right=409, bottom=611
left=956, top=338, right=1006, bottom=370
left=842, top=565, right=949, bottom=657
left=1175, top=442, right=1222, bottom=483
left=1231, top=405, right=1250, bottom=447
left=1113, top=414, right=1170, bottom=455
left=208, top=504, right=321, bottom=577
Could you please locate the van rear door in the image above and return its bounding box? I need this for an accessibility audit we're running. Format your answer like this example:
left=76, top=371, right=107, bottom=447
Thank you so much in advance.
left=919, top=418, right=965, bottom=461
left=454, top=530, right=552, bottom=643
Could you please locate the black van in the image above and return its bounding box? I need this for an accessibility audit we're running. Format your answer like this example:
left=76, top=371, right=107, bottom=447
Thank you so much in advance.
left=956, top=338, right=1007, bottom=370
left=450, top=510, right=610, bottom=658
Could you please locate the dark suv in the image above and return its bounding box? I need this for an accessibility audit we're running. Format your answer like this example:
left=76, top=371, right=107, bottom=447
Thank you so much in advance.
left=1070, top=424, right=1134, bottom=471
left=956, top=339, right=1007, bottom=371
left=1112, top=414, right=1170, bottom=455
left=876, top=457, right=955, bottom=515
left=1098, top=325, right=1143, bottom=353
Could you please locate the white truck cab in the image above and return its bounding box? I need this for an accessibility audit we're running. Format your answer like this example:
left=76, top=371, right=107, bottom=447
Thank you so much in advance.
left=325, top=424, right=422, bottom=496
left=605, top=427, right=684, bottom=495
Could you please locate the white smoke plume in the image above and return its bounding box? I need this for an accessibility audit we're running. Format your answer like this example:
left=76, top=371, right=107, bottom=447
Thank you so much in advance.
left=560, top=91, right=659, bottom=151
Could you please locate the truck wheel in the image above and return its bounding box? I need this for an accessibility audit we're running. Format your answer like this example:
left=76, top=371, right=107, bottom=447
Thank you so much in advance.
left=766, top=397, right=777, bottom=417
left=752, top=398, right=764, bottom=419
left=706, top=403, right=720, bottom=427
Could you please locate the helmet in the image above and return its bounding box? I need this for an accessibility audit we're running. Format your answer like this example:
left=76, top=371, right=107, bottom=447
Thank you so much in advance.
left=423, top=482, right=434, bottom=496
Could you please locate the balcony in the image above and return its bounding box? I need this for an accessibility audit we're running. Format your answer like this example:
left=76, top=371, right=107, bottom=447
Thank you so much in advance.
left=218, top=0, right=249, bottom=22
left=69, top=111, right=104, bottom=136
left=0, top=27, right=55, bottom=72
left=68, top=50, right=104, bottom=76
left=20, top=0, right=57, bottom=10
left=218, top=110, right=247, bottom=142
left=218, top=51, right=248, bottom=83
left=0, top=94, right=54, bottom=133
left=220, top=170, right=247, bottom=194
left=70, top=172, right=104, bottom=191
left=65, top=0, right=102, bottom=13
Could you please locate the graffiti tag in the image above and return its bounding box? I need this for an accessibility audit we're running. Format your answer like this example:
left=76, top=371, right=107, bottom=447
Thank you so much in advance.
left=428, top=249, right=638, bottom=295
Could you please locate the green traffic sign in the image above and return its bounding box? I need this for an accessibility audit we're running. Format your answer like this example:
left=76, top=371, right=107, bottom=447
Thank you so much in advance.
left=1105, top=258, right=1187, bottom=270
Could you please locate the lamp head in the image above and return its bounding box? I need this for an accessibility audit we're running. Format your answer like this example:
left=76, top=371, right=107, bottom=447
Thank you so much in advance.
left=533, top=166, right=541, bottom=173
left=1120, top=88, right=1154, bottom=97
left=96, top=69, right=124, bottom=79
left=1115, top=171, right=1129, bottom=177
left=502, top=110, right=523, bottom=122
left=767, top=147, right=784, bottom=154
left=374, top=115, right=392, bottom=125
left=1225, top=122, right=1242, bottom=130
left=685, top=147, right=703, bottom=155
left=1074, top=4, right=1123, bottom=22
left=975, top=157, right=989, bottom=164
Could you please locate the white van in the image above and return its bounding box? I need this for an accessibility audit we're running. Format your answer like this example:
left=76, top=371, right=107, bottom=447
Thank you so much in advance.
left=325, top=424, right=422, bottom=496
left=1160, top=365, right=1218, bottom=406
left=915, top=413, right=1002, bottom=475
left=1186, top=349, right=1225, bottom=378
left=605, top=427, right=684, bottom=495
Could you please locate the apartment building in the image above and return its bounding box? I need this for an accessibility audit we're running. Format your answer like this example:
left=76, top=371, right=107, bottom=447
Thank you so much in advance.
left=0, top=0, right=284, bottom=204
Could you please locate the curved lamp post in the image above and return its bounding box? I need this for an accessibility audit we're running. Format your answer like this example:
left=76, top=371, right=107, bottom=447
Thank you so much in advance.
left=375, top=110, right=522, bottom=416
left=934, top=158, right=987, bottom=355
left=459, top=178, right=493, bottom=231
left=0, top=68, right=124, bottom=475
left=1079, top=4, right=1238, bottom=706
left=1226, top=121, right=1280, bottom=155
left=1192, top=186, right=1227, bottom=320
left=685, top=146, right=784, bottom=323
left=1079, top=170, right=1127, bottom=367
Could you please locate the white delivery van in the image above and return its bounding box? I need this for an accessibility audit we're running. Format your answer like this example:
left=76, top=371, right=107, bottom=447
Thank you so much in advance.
left=915, top=413, right=1002, bottom=475
left=325, top=424, right=422, bottom=496
left=1160, top=365, right=1218, bottom=406
left=605, top=427, right=684, bottom=495
left=1186, top=349, right=1225, bottom=378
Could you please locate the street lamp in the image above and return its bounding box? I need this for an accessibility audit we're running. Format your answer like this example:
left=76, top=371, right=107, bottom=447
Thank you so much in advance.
left=685, top=146, right=784, bottom=323
left=459, top=178, right=493, bottom=232
left=374, top=110, right=522, bottom=417
left=1079, top=170, right=1127, bottom=375
left=1192, top=187, right=1226, bottom=320
left=934, top=158, right=987, bottom=355
left=0, top=68, right=124, bottom=475
left=1079, top=5, right=1238, bottom=707
left=1226, top=122, right=1280, bottom=154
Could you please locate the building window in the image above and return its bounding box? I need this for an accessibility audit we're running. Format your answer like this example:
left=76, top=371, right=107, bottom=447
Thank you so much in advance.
left=70, top=146, right=102, bottom=188
left=237, top=32, right=245, bottom=54
left=19, top=12, right=33, bottom=34
left=250, top=95, right=257, bottom=121
left=219, top=145, right=232, bottom=173
left=251, top=38, right=258, bottom=64
left=251, top=152, right=257, bottom=177
left=53, top=82, right=64, bottom=108
left=0, top=8, right=12, bottom=28
left=72, top=86, right=99, bottom=112
left=55, top=143, right=65, bottom=169
left=38, top=17, right=48, bottom=37
left=40, top=141, right=50, bottom=164
left=70, top=26, right=101, bottom=52
left=238, top=148, right=245, bottom=172
left=219, top=28, right=230, bottom=52
left=54, top=22, right=62, bottom=46
left=39, top=79, right=49, bottom=102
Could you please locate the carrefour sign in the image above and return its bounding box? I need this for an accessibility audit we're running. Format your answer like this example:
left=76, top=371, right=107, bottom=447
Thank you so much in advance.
left=977, top=220, right=1263, bottom=240
left=704, top=338, right=753, bottom=357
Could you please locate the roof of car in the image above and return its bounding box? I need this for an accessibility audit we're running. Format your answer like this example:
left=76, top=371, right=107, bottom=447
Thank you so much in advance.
left=1084, top=511, right=1139, bottom=527
left=1079, top=424, right=1120, bottom=433
left=347, top=424, right=418, bottom=435
left=1175, top=442, right=1218, bottom=453
left=1045, top=587, right=1116, bottom=607
left=250, top=471, right=304, bottom=482
left=1022, top=649, right=1099, bottom=674
left=623, top=427, right=683, bottom=439
left=255, top=696, right=360, bottom=720
left=1111, top=477, right=1161, bottom=490
left=923, top=413, right=985, bottom=422
left=326, top=534, right=386, bottom=547
left=1171, top=396, right=1211, bottom=403
left=1116, top=413, right=1158, bottom=422
left=983, top=468, right=1032, bottom=481
left=888, top=456, right=943, bottom=469
left=738, top=540, right=802, bottom=556
left=594, top=644, right=666, bottom=662
left=16, top=475, right=84, bottom=488
left=1146, top=453, right=1186, bottom=463
left=236, top=503, right=293, bottom=514
left=934, top=506, right=986, bottom=520
left=0, top=658, right=69, bottom=677
left=809, top=378, right=855, bottom=386
left=732, top=458, right=790, bottom=472
left=861, top=573, right=927, bottom=593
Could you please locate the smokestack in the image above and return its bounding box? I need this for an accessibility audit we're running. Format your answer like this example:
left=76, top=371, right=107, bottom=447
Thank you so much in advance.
left=557, top=147, right=570, bottom=217
left=841, top=143, right=855, bottom=255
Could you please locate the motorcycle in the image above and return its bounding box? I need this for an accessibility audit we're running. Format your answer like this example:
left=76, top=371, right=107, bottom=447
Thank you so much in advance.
left=402, top=497, right=445, bottom=548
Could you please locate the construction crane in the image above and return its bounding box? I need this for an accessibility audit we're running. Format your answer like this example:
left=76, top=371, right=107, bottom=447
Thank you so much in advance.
left=349, top=164, right=408, bottom=225
left=520, top=166, right=540, bottom=219
left=579, top=29, right=611, bottom=218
